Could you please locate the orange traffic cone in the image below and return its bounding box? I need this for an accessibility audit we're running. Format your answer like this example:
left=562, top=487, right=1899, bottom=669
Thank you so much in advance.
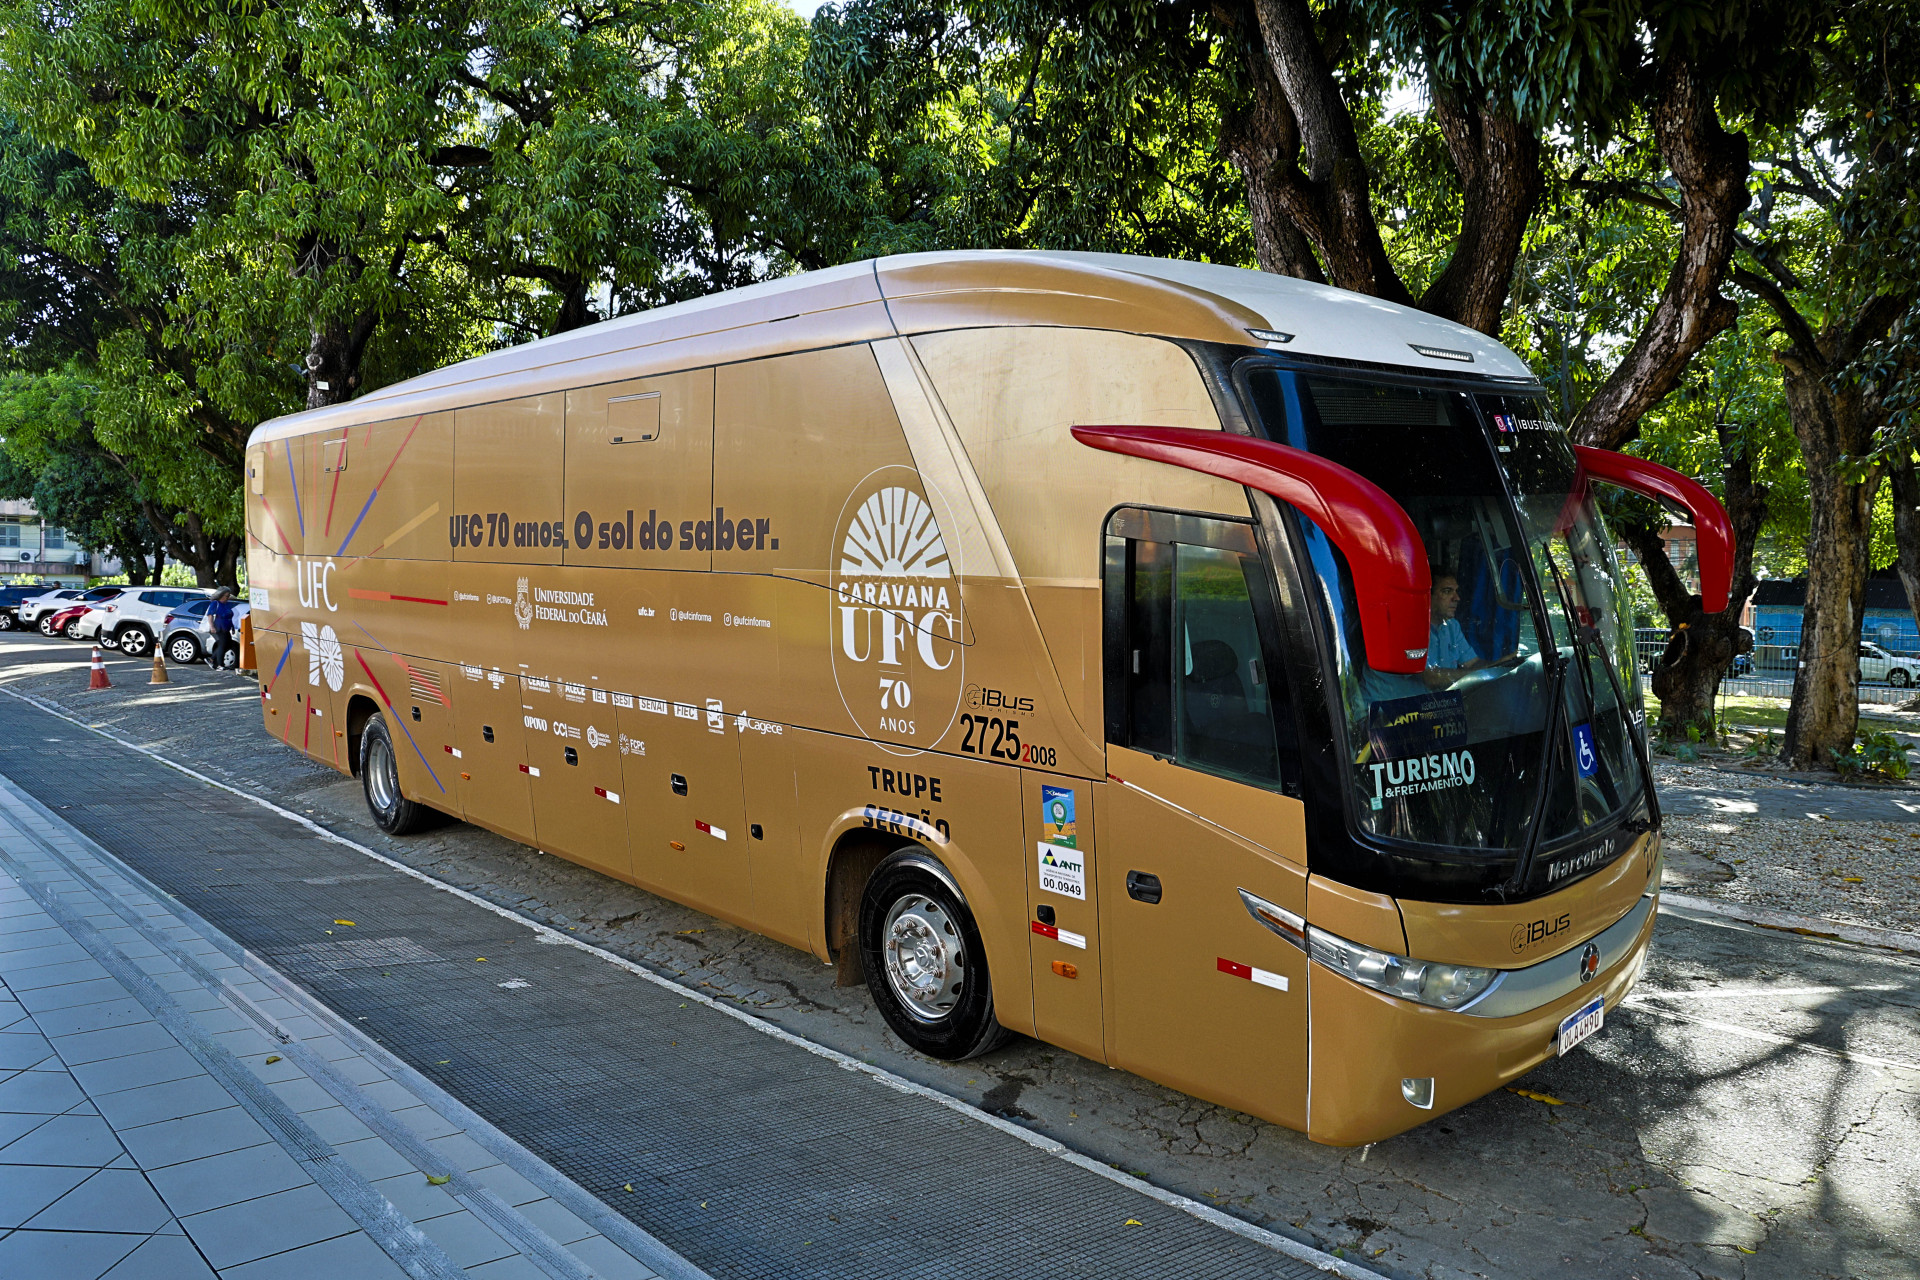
left=150, top=650, right=170, bottom=684
left=238, top=613, right=257, bottom=674
left=88, top=647, right=111, bottom=690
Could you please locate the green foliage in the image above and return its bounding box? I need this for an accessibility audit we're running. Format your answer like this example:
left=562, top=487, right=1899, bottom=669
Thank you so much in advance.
left=1831, top=730, right=1911, bottom=782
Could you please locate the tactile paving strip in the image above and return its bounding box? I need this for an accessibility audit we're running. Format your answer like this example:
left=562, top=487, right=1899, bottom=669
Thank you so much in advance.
left=0, top=694, right=1335, bottom=1280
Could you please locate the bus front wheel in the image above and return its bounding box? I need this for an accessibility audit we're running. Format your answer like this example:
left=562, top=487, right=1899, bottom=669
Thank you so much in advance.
left=359, top=715, right=435, bottom=836
left=859, top=850, right=1010, bottom=1061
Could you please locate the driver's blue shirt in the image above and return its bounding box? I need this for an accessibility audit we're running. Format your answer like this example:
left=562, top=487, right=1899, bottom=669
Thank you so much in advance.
left=1428, top=616, right=1479, bottom=670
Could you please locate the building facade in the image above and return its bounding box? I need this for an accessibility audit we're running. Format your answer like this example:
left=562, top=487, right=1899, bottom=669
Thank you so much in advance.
left=0, top=500, right=120, bottom=585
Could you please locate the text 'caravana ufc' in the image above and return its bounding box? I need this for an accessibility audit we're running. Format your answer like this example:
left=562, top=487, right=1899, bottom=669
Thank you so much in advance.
left=1368, top=749, right=1477, bottom=804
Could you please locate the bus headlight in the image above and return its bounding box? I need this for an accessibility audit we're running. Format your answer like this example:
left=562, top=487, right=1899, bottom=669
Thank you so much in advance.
left=1307, top=927, right=1497, bottom=1011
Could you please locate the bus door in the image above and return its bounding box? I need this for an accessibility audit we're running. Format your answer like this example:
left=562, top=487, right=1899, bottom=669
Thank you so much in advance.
left=1024, top=769, right=1105, bottom=1062
left=450, top=663, right=533, bottom=842
left=1092, top=510, right=1310, bottom=1128
left=520, top=675, right=631, bottom=880
left=621, top=697, right=750, bottom=919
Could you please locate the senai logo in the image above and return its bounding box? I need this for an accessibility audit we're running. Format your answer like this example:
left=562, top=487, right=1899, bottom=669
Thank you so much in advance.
left=829, top=467, right=965, bottom=753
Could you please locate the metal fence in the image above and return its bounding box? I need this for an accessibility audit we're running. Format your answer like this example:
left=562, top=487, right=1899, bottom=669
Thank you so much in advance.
left=1629, top=632, right=1919, bottom=707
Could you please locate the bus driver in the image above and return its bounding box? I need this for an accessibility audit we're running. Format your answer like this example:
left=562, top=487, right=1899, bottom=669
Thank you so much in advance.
left=1423, top=571, right=1511, bottom=689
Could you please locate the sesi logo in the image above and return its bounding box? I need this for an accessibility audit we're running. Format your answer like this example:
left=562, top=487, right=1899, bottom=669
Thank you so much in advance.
left=828, top=468, right=966, bottom=753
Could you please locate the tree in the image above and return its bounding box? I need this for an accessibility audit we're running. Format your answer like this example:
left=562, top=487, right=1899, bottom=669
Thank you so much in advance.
left=1727, top=6, right=1920, bottom=768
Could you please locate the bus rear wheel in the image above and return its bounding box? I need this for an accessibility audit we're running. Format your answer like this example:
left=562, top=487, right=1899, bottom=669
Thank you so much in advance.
left=859, top=850, right=1010, bottom=1061
left=360, top=715, right=435, bottom=836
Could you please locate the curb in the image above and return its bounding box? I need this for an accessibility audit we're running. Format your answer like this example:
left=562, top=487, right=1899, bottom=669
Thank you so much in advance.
left=1659, top=891, right=1920, bottom=954
left=0, top=682, right=1382, bottom=1280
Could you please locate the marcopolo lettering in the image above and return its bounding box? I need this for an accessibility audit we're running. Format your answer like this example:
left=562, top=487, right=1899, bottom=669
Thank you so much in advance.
left=1368, top=748, right=1477, bottom=807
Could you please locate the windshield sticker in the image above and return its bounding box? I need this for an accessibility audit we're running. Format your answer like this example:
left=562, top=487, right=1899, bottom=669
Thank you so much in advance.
left=1039, top=843, right=1087, bottom=900
left=1367, top=750, right=1477, bottom=810
left=1491, top=412, right=1560, bottom=434
left=1572, top=722, right=1599, bottom=778
left=1041, top=786, right=1077, bottom=848
left=1366, top=691, right=1468, bottom=759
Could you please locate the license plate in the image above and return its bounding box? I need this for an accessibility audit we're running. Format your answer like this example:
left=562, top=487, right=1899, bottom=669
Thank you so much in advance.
left=1557, top=996, right=1604, bottom=1056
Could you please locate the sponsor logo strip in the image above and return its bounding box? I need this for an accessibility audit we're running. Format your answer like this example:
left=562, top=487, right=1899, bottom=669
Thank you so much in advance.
left=347, top=588, right=449, bottom=607
left=1216, top=957, right=1288, bottom=991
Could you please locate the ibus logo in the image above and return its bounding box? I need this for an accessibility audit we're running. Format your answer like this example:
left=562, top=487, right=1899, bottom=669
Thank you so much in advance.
left=1509, top=912, right=1573, bottom=956
left=828, top=467, right=965, bottom=754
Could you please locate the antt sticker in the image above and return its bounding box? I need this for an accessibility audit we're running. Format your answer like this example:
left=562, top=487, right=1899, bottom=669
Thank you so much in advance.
left=1038, top=843, right=1086, bottom=900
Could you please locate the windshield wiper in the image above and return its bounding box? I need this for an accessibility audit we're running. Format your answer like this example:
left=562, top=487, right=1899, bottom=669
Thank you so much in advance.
left=1540, top=543, right=1660, bottom=830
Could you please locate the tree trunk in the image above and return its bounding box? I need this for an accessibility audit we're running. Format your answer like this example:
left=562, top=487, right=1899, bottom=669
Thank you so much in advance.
left=1420, top=92, right=1543, bottom=336
left=1247, top=0, right=1416, bottom=307
left=1780, top=368, right=1878, bottom=769
left=216, top=536, right=242, bottom=591
left=1613, top=422, right=1768, bottom=739
left=1219, top=1, right=1324, bottom=282
left=1571, top=54, right=1749, bottom=450
left=305, top=316, right=375, bottom=410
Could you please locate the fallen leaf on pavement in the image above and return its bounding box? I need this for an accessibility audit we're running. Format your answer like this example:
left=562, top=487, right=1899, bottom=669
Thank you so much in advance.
left=1507, top=1087, right=1565, bottom=1105
left=426, top=1175, right=450, bottom=1186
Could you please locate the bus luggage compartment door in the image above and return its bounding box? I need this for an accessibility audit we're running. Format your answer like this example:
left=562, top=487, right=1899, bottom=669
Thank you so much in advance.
left=520, top=676, right=631, bottom=880
left=450, top=665, right=532, bottom=842
left=622, top=699, right=749, bottom=918
left=1096, top=746, right=1308, bottom=1129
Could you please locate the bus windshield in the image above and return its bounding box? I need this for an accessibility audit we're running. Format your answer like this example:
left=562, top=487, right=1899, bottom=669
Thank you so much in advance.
left=1242, top=368, right=1648, bottom=892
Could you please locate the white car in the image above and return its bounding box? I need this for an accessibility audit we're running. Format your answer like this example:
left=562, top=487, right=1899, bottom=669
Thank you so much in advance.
left=19, top=586, right=120, bottom=631
left=74, top=586, right=216, bottom=657
left=1858, top=642, right=1920, bottom=687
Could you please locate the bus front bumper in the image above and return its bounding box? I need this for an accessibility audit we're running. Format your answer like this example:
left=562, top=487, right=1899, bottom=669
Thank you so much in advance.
left=1305, top=892, right=1658, bottom=1146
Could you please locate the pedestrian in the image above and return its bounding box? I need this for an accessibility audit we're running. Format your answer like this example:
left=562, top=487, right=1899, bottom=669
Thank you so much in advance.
left=208, top=588, right=238, bottom=671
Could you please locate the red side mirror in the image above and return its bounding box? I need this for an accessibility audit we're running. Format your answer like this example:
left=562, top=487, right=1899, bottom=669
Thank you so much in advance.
left=1571, top=446, right=1734, bottom=613
left=1071, top=425, right=1433, bottom=674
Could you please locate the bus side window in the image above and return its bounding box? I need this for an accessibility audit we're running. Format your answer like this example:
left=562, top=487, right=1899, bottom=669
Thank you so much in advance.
left=1104, top=509, right=1290, bottom=791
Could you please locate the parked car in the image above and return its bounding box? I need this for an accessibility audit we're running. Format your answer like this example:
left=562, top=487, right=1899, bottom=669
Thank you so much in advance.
left=22, top=586, right=120, bottom=633
left=72, top=586, right=215, bottom=658
left=161, top=599, right=251, bottom=667
left=0, top=585, right=41, bottom=630
left=1859, top=641, right=1920, bottom=688
left=46, top=603, right=97, bottom=639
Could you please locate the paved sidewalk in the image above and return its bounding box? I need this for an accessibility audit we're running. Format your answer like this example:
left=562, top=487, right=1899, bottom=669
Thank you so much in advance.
left=0, top=777, right=697, bottom=1280
left=0, top=669, right=1345, bottom=1280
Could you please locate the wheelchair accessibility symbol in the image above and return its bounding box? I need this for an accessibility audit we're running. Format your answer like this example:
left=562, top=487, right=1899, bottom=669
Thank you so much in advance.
left=1572, top=722, right=1598, bottom=778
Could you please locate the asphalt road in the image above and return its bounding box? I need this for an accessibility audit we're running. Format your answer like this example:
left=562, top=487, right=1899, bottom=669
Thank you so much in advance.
left=3, top=631, right=1916, bottom=1280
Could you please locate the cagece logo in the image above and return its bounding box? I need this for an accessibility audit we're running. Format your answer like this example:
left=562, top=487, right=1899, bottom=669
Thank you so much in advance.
left=829, top=466, right=965, bottom=753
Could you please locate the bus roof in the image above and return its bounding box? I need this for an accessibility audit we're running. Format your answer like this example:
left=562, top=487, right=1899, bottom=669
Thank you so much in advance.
left=248, top=251, right=1538, bottom=446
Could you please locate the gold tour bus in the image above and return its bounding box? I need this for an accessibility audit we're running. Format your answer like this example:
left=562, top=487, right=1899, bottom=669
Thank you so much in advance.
left=244, top=252, right=1733, bottom=1145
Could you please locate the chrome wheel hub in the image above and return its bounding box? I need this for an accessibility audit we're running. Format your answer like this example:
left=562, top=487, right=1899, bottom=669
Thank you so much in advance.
left=882, top=894, right=965, bottom=1023
left=367, top=736, right=398, bottom=812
